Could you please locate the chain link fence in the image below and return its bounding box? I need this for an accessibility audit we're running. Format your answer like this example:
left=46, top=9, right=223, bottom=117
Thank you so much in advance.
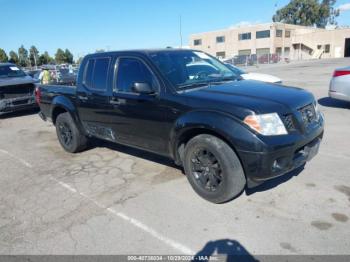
left=223, top=53, right=290, bottom=66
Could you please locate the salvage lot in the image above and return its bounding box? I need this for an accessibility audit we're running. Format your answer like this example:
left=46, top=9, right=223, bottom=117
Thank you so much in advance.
left=0, top=58, right=350, bottom=256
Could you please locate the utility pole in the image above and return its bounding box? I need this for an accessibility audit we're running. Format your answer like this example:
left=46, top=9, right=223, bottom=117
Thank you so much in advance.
left=179, top=15, right=183, bottom=48
left=33, top=52, right=37, bottom=69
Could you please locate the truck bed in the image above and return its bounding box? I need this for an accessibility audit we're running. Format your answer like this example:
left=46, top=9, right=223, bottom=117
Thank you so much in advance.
left=39, top=84, right=77, bottom=95
left=38, top=84, right=77, bottom=121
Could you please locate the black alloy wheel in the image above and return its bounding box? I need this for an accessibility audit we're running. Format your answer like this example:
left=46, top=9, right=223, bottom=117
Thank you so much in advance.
left=190, top=148, right=223, bottom=192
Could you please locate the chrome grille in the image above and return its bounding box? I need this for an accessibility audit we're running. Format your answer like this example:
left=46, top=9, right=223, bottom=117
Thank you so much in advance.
left=283, top=114, right=296, bottom=131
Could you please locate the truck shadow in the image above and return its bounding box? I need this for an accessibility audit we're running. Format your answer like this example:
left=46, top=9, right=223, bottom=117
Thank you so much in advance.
left=90, top=139, right=306, bottom=195
left=0, top=108, right=39, bottom=119
left=245, top=165, right=305, bottom=195
left=193, top=239, right=258, bottom=262
left=90, top=139, right=182, bottom=171
left=318, top=97, right=349, bottom=109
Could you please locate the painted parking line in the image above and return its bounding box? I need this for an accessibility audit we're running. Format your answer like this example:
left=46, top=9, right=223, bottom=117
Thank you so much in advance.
left=0, top=149, right=33, bottom=168
left=0, top=148, right=195, bottom=255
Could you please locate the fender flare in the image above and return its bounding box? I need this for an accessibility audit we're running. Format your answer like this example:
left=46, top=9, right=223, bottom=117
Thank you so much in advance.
left=50, top=96, right=85, bottom=134
left=169, top=110, right=261, bottom=164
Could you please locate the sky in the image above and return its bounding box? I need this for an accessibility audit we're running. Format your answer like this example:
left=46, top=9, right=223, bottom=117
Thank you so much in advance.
left=1, top=0, right=350, bottom=59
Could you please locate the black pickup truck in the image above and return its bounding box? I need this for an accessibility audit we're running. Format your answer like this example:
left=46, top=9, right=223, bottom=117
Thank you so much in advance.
left=36, top=49, right=324, bottom=203
left=0, top=63, right=37, bottom=115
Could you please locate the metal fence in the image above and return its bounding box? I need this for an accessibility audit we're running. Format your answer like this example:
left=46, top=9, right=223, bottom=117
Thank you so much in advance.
left=223, top=53, right=290, bottom=66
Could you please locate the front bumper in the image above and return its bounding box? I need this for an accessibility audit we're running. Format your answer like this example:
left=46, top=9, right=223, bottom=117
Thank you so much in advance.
left=0, top=96, right=37, bottom=115
left=238, top=121, right=324, bottom=188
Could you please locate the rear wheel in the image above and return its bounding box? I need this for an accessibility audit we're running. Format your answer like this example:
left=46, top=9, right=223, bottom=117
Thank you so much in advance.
left=183, top=134, right=246, bottom=203
left=55, top=112, right=87, bottom=153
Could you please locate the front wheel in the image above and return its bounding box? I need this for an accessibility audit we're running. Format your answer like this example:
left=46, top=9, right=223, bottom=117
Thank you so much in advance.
left=55, top=112, right=87, bottom=153
left=183, top=134, right=246, bottom=203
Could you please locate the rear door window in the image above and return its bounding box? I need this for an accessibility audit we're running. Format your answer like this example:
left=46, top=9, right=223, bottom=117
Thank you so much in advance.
left=83, top=57, right=110, bottom=90
left=93, top=58, right=110, bottom=90
left=83, top=59, right=95, bottom=89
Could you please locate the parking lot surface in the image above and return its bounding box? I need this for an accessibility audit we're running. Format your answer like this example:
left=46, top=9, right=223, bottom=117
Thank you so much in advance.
left=0, top=58, right=350, bottom=256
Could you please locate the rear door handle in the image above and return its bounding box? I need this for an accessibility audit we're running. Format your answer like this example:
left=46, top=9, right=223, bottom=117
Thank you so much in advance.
left=110, top=97, right=121, bottom=105
left=78, top=95, right=88, bottom=101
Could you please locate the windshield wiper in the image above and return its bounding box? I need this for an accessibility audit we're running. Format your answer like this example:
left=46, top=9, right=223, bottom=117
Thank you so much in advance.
left=177, top=82, right=209, bottom=90
left=208, top=75, right=237, bottom=82
left=205, top=76, right=237, bottom=86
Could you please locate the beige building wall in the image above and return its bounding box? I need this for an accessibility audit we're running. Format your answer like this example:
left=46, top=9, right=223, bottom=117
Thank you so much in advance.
left=189, top=22, right=350, bottom=60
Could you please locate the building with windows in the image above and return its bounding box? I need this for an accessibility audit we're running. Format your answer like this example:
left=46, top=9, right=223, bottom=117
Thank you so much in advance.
left=189, top=22, right=350, bottom=60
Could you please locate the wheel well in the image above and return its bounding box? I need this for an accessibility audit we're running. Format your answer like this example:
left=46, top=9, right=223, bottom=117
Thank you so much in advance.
left=175, top=128, right=236, bottom=166
left=52, top=107, right=67, bottom=125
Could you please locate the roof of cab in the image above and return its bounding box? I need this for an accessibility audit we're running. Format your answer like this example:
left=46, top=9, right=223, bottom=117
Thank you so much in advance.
left=84, top=48, right=197, bottom=58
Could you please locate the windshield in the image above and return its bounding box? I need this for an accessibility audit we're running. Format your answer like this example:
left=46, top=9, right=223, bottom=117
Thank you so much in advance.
left=225, top=63, right=246, bottom=75
left=0, top=65, right=27, bottom=78
left=149, top=50, right=238, bottom=90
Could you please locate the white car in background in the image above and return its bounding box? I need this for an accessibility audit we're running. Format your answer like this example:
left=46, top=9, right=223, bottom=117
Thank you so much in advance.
left=225, top=63, right=282, bottom=84
left=329, top=67, right=350, bottom=102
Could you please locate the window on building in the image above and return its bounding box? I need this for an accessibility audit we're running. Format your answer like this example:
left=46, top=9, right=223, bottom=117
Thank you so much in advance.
left=238, top=49, right=251, bottom=56
left=256, top=30, right=270, bottom=39
left=238, top=32, right=251, bottom=41
left=256, top=48, right=270, bottom=56
left=325, top=44, right=330, bottom=53
left=216, top=36, right=225, bottom=43
left=285, top=30, right=291, bottom=38
left=216, top=52, right=226, bottom=59
left=276, top=47, right=282, bottom=55
left=317, top=45, right=322, bottom=50
left=284, top=47, right=290, bottom=54
left=276, top=30, right=283, bottom=37
left=194, top=39, right=202, bottom=46
left=116, top=58, right=155, bottom=93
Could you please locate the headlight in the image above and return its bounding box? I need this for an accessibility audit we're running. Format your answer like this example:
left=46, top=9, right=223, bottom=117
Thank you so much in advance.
left=314, top=102, right=323, bottom=121
left=243, top=113, right=288, bottom=136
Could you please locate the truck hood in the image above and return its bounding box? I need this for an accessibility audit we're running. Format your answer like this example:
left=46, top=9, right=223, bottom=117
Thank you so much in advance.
left=181, top=80, right=315, bottom=115
left=0, top=75, right=35, bottom=87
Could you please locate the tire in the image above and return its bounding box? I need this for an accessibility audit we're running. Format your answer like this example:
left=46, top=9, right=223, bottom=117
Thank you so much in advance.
left=55, top=112, right=87, bottom=153
left=183, top=134, right=246, bottom=204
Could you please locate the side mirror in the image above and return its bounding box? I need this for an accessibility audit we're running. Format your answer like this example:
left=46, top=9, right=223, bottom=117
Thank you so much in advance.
left=132, top=82, right=155, bottom=95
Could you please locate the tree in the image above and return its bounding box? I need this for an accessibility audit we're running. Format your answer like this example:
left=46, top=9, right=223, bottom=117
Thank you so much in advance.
left=18, top=45, right=29, bottom=67
left=0, top=48, right=8, bottom=62
left=39, top=51, right=54, bottom=65
left=76, top=56, right=84, bottom=65
left=9, top=51, right=19, bottom=64
left=273, top=0, right=339, bottom=28
left=318, top=0, right=340, bottom=27
left=55, top=48, right=66, bottom=64
left=64, top=49, right=74, bottom=64
left=29, top=45, right=39, bottom=67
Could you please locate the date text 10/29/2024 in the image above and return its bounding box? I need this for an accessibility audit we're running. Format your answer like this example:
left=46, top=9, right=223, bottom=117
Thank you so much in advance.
left=127, top=255, right=220, bottom=261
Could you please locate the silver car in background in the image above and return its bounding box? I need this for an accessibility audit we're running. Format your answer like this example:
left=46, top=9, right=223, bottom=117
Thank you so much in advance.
left=329, top=67, right=350, bottom=102
left=225, top=63, right=282, bottom=84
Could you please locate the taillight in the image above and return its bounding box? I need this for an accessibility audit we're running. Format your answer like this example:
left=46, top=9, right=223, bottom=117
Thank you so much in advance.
left=333, top=70, right=350, bottom=77
left=35, top=87, right=41, bottom=104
